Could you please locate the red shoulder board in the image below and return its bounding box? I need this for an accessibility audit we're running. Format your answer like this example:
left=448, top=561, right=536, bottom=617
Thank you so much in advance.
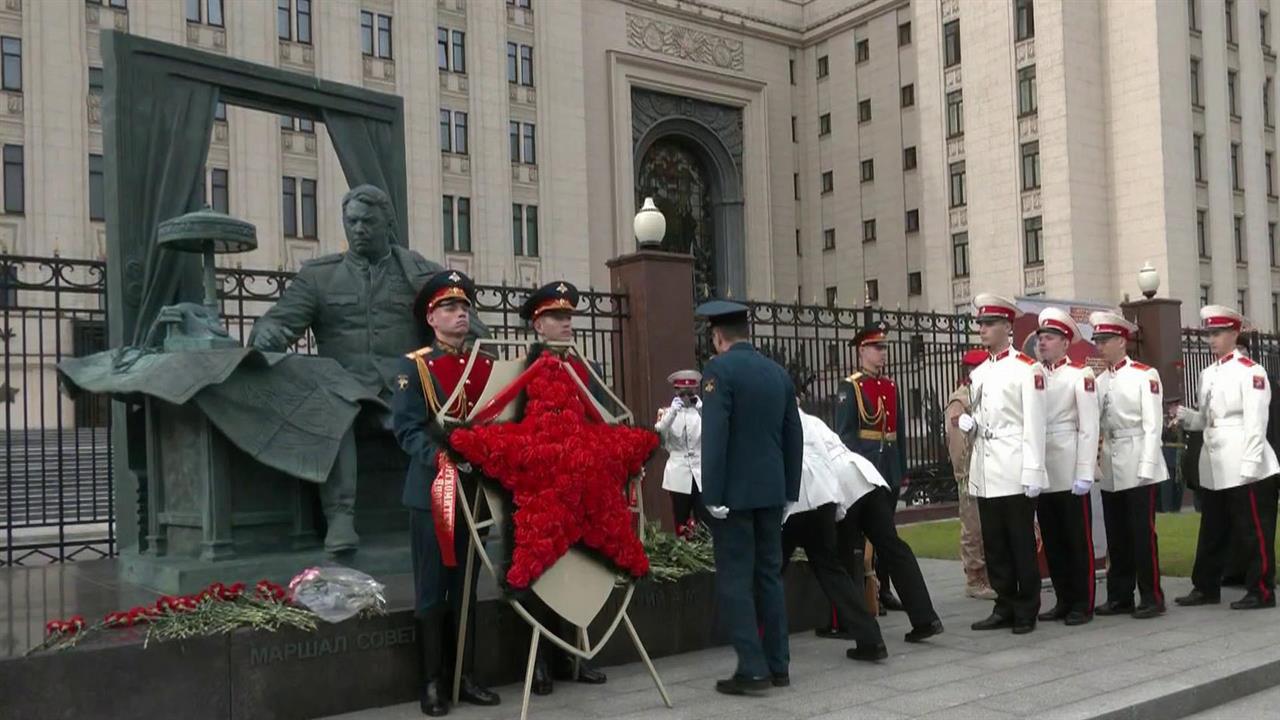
left=1239, top=357, right=1257, bottom=367
left=1149, top=379, right=1160, bottom=394
left=1084, top=377, right=1095, bottom=392
left=1254, top=375, right=1266, bottom=390
left=1016, top=352, right=1035, bottom=365
left=1131, top=362, right=1151, bottom=371
left=1034, top=374, right=1045, bottom=390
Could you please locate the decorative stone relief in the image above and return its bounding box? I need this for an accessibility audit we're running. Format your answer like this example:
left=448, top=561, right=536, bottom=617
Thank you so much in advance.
left=949, top=207, right=967, bottom=229
left=113, top=8, right=127, bottom=30
left=1015, top=39, right=1035, bottom=66
left=88, top=93, right=102, bottom=127
left=5, top=0, right=20, bottom=11
left=946, top=137, right=964, bottom=161
left=944, top=67, right=962, bottom=91
left=213, top=122, right=228, bottom=144
left=1020, top=190, right=1042, bottom=214
left=1024, top=266, right=1045, bottom=291
left=625, top=13, right=744, bottom=72
left=942, top=0, right=960, bottom=19
left=6, top=93, right=21, bottom=115
left=952, top=279, right=970, bottom=304
left=632, top=88, right=743, bottom=173
left=1018, top=115, right=1039, bottom=141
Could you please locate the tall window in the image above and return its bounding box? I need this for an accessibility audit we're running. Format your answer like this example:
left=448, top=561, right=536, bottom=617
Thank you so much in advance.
left=862, top=219, right=877, bottom=242
left=362, top=12, right=393, bottom=59
left=793, top=173, right=800, bottom=200
left=1235, top=215, right=1245, bottom=262
left=1200, top=284, right=1211, bottom=307
left=860, top=158, right=875, bottom=183
left=1273, top=293, right=1279, bottom=332
left=1189, top=0, right=1199, bottom=30
left=214, top=101, right=226, bottom=122
left=1, top=37, right=20, bottom=92
left=949, top=161, right=966, bottom=208
left=89, top=154, right=105, bottom=222
left=281, top=177, right=297, bottom=237
left=789, top=59, right=795, bottom=85
left=2, top=145, right=21, bottom=214
left=513, top=204, right=539, bottom=256
left=823, top=228, right=836, bottom=250
left=1229, top=70, right=1238, bottom=116
left=1015, top=0, right=1035, bottom=41
left=1190, top=58, right=1202, bottom=106
left=187, top=0, right=223, bottom=26
left=1194, top=133, right=1204, bottom=181
left=952, top=232, right=970, bottom=278
left=442, top=195, right=471, bottom=253
left=1232, top=142, right=1241, bottom=189
left=819, top=112, right=831, bottom=136
left=522, top=123, right=536, bottom=165
left=865, top=279, right=879, bottom=303
left=821, top=170, right=834, bottom=194
left=1264, top=10, right=1272, bottom=49
left=825, top=287, right=838, bottom=308
left=1017, top=66, right=1037, bottom=116
left=946, top=91, right=963, bottom=137
left=300, top=179, right=316, bottom=238
left=89, top=66, right=104, bottom=93
left=900, top=84, right=915, bottom=108
left=519, top=45, right=533, bottom=86
left=1266, top=77, right=1274, bottom=126
left=817, top=55, right=829, bottom=78
left=275, top=0, right=310, bottom=44
left=1270, top=222, right=1278, bottom=267
left=856, top=39, right=870, bottom=63
left=898, top=22, right=912, bottom=46
left=859, top=99, right=872, bottom=122
left=1021, top=141, right=1040, bottom=190
left=1023, top=216, right=1043, bottom=265
left=451, top=30, right=465, bottom=72
left=905, top=209, right=920, bottom=233
left=908, top=272, right=923, bottom=297
left=1198, top=209, right=1209, bottom=257
left=1226, top=0, right=1236, bottom=44
left=903, top=146, right=917, bottom=170
left=1268, top=151, right=1276, bottom=196
left=440, top=110, right=467, bottom=155
left=943, top=20, right=961, bottom=68
left=1238, top=288, right=1247, bottom=314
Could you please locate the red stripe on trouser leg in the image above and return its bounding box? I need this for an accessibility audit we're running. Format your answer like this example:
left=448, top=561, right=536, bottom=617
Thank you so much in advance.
left=1082, top=495, right=1095, bottom=612
left=831, top=603, right=839, bottom=630
left=1148, top=486, right=1163, bottom=606
left=1247, top=486, right=1272, bottom=602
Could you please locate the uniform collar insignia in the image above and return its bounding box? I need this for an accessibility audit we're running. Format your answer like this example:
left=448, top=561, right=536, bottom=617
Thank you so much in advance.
left=993, top=348, right=1010, bottom=362
left=1111, top=357, right=1128, bottom=372
left=1219, top=351, right=1236, bottom=364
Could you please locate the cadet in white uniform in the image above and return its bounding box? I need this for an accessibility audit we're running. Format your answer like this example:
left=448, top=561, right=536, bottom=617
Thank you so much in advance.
left=955, top=294, right=1048, bottom=634
left=1175, top=306, right=1279, bottom=610
left=656, top=369, right=706, bottom=536
left=1034, top=308, right=1100, bottom=626
left=1090, top=311, right=1167, bottom=619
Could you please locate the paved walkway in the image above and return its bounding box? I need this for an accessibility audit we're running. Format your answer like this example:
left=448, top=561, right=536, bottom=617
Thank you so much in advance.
left=324, top=559, right=1280, bottom=720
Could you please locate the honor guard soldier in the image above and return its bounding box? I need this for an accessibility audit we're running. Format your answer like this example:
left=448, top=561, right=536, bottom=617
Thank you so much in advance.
left=517, top=279, right=610, bottom=694
left=390, top=270, right=501, bottom=716
left=696, top=299, right=804, bottom=696
left=1175, top=306, right=1280, bottom=610
left=955, top=294, right=1048, bottom=634
left=1090, top=311, right=1167, bottom=619
left=656, top=370, right=707, bottom=537
left=1034, top=308, right=1100, bottom=626
left=835, top=322, right=908, bottom=613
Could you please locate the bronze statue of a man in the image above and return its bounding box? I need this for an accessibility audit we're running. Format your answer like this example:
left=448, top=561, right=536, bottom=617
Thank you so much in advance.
left=249, top=184, right=481, bottom=552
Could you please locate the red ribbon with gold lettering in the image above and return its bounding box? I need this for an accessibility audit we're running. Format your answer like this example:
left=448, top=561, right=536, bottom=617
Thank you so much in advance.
left=431, top=454, right=460, bottom=567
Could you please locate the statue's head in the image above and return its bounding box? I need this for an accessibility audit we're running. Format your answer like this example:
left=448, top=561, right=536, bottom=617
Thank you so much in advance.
left=341, top=184, right=394, bottom=261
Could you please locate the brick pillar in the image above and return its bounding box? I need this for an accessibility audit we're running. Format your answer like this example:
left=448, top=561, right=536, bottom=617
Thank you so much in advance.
left=1122, top=297, right=1186, bottom=405
left=608, top=250, right=695, bottom=532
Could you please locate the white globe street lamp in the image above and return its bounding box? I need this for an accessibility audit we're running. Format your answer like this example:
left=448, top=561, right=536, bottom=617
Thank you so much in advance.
left=633, top=197, right=666, bottom=249
left=1137, top=261, right=1160, bottom=299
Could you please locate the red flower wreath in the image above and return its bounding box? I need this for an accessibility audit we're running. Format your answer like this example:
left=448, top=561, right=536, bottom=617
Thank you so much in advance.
left=448, top=352, right=658, bottom=589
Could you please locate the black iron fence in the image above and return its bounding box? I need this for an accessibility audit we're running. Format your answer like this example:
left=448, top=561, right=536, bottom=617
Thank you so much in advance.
left=706, top=300, right=979, bottom=506
left=1181, top=328, right=1280, bottom=399
left=0, top=254, right=626, bottom=567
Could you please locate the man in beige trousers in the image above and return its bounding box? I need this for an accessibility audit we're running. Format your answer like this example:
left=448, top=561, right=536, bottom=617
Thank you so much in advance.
left=946, top=348, right=996, bottom=600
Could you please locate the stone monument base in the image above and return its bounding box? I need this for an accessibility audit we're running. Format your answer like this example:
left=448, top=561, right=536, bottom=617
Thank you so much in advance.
left=120, top=532, right=412, bottom=595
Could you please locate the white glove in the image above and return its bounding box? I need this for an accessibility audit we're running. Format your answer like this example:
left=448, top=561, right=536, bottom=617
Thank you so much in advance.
left=957, top=413, right=975, bottom=433
left=457, top=462, right=474, bottom=474
left=1174, top=405, right=1191, bottom=422
left=670, top=395, right=684, bottom=410
left=1023, top=484, right=1042, bottom=499
left=706, top=505, right=729, bottom=520
left=1071, top=479, right=1091, bottom=496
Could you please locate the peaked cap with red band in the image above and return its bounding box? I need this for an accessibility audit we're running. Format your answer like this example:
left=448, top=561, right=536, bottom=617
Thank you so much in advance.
left=1036, top=307, right=1081, bottom=342
left=520, top=280, right=580, bottom=322
left=1200, top=304, right=1245, bottom=332
left=851, top=321, right=890, bottom=348
left=1088, top=310, right=1137, bottom=341
left=972, top=293, right=1020, bottom=322
left=667, top=369, right=702, bottom=388
left=412, top=270, right=476, bottom=340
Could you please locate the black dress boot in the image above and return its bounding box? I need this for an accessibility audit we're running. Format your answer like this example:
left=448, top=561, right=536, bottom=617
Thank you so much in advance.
left=532, top=651, right=554, bottom=696
left=418, top=610, right=449, bottom=717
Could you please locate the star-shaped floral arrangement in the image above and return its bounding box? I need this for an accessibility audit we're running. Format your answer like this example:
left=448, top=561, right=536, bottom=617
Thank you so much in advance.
left=448, top=352, right=658, bottom=589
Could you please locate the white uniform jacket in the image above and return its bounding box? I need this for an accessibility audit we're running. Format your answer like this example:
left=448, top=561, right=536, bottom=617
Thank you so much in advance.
left=788, top=409, right=888, bottom=523
left=967, top=348, right=1049, bottom=498
left=656, top=400, right=702, bottom=494
left=1179, top=351, right=1280, bottom=490
left=1096, top=357, right=1168, bottom=492
left=1042, top=358, right=1100, bottom=493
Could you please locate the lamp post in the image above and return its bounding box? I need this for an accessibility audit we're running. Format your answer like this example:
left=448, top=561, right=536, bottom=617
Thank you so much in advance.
left=633, top=197, right=666, bottom=249
left=1137, top=261, right=1160, bottom=299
